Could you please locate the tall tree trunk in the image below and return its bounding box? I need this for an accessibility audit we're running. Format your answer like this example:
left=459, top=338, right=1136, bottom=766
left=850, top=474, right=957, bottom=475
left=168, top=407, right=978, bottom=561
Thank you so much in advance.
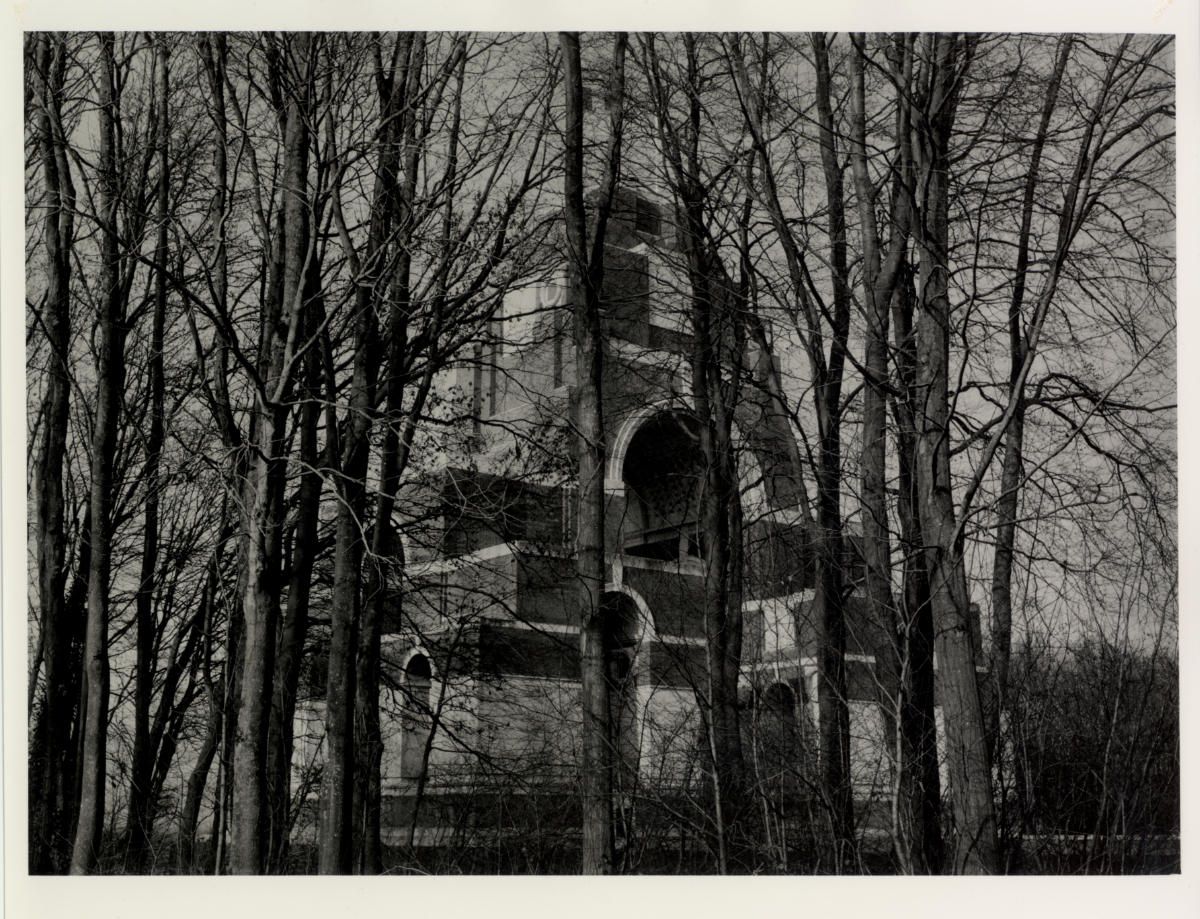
left=230, top=396, right=285, bottom=875
left=352, top=32, right=425, bottom=874
left=319, top=29, right=423, bottom=874
left=317, top=293, right=376, bottom=876
left=678, top=177, right=752, bottom=871
left=230, top=32, right=313, bottom=875
left=988, top=36, right=1071, bottom=776
left=212, top=590, right=242, bottom=875
left=32, top=512, right=88, bottom=873
left=71, top=32, right=125, bottom=874
left=193, top=32, right=243, bottom=877
left=179, top=694, right=221, bottom=871
left=876, top=40, right=944, bottom=867
left=560, top=30, right=626, bottom=875
left=179, top=549, right=225, bottom=872
left=852, top=68, right=901, bottom=873
left=809, top=35, right=855, bottom=867
left=909, top=33, right=998, bottom=874
left=848, top=32, right=924, bottom=871
left=29, top=31, right=78, bottom=876
left=908, top=31, right=1109, bottom=866
left=127, top=40, right=170, bottom=871
left=726, top=35, right=854, bottom=864
left=644, top=34, right=756, bottom=869
left=691, top=269, right=752, bottom=872
left=892, top=271, right=944, bottom=874
left=265, top=360, right=322, bottom=873
left=141, top=586, right=206, bottom=861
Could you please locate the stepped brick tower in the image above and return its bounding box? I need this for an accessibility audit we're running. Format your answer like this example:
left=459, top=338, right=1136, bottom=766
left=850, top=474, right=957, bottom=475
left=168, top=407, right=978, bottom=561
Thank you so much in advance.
left=362, top=189, right=903, bottom=854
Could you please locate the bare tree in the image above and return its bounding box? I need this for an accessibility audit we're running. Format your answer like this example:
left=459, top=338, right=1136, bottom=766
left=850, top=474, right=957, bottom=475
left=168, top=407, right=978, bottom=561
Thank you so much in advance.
left=230, top=32, right=318, bottom=875
left=72, top=33, right=128, bottom=874
left=902, top=33, right=999, bottom=874
left=27, top=31, right=79, bottom=875
left=125, top=37, right=172, bottom=870
left=726, top=33, right=855, bottom=863
left=560, top=29, right=628, bottom=875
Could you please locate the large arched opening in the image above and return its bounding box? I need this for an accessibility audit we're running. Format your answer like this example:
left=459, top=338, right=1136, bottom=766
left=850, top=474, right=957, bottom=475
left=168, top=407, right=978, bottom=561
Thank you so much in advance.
left=609, top=403, right=774, bottom=565
left=619, top=410, right=704, bottom=561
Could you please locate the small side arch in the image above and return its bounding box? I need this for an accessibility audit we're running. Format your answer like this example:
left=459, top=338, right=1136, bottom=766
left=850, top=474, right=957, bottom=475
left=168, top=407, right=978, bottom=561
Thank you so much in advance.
left=398, top=644, right=437, bottom=679
left=400, top=650, right=435, bottom=781
left=601, top=582, right=656, bottom=648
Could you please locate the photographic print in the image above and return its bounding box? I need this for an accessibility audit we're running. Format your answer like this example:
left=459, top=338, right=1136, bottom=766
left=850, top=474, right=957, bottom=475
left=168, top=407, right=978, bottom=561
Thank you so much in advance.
left=19, top=23, right=1180, bottom=886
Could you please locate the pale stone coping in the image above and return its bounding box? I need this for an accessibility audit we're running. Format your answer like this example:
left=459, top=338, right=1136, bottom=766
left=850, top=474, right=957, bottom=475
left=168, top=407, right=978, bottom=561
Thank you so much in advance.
left=468, top=615, right=707, bottom=649
left=616, top=552, right=705, bottom=577
left=741, top=589, right=817, bottom=612
left=409, top=541, right=712, bottom=581
left=477, top=672, right=585, bottom=686
left=743, top=655, right=819, bottom=673
left=408, top=539, right=571, bottom=577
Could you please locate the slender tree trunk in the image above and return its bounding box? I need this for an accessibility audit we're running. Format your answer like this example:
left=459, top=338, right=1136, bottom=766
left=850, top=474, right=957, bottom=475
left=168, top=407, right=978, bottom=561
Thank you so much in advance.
left=726, top=35, right=853, bottom=864
left=230, top=33, right=313, bottom=875
left=897, top=434, right=944, bottom=873
left=692, top=285, right=753, bottom=871
left=880, top=41, right=945, bottom=856
left=31, top=514, right=87, bottom=873
left=71, top=32, right=125, bottom=874
left=266, top=368, right=322, bottom=873
left=914, top=34, right=1114, bottom=864
left=318, top=332, right=375, bottom=875
left=179, top=556, right=224, bottom=872
left=812, top=469, right=852, bottom=866
left=644, top=34, right=756, bottom=869
left=318, top=32, right=425, bottom=874
left=678, top=191, right=752, bottom=869
left=127, top=40, right=170, bottom=871
left=892, top=273, right=944, bottom=872
left=848, top=33, right=926, bottom=871
left=909, top=34, right=998, bottom=874
left=179, top=693, right=221, bottom=871
left=193, top=31, right=242, bottom=878
left=213, top=592, right=241, bottom=875
left=989, top=37, right=1070, bottom=777
left=352, top=33, right=425, bottom=874
left=808, top=34, right=855, bottom=866
left=231, top=423, right=285, bottom=875
left=560, top=30, right=625, bottom=875
left=142, top=562, right=207, bottom=828
left=354, top=561, right=386, bottom=877
left=29, top=31, right=78, bottom=876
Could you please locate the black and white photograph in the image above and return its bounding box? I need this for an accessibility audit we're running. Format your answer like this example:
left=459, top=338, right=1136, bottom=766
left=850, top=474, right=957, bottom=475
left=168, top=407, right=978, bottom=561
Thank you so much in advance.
left=8, top=4, right=1195, bottom=911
